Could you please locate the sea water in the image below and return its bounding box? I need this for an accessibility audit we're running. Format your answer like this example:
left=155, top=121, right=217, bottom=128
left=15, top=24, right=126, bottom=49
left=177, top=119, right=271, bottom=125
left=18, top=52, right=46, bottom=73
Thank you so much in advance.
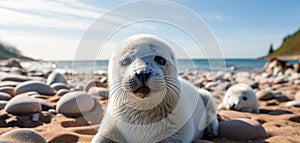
left=21, top=59, right=299, bottom=74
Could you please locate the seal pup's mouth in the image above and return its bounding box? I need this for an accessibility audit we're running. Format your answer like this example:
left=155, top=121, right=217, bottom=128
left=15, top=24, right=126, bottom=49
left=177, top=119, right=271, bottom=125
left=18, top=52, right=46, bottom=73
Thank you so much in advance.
left=133, top=86, right=150, bottom=98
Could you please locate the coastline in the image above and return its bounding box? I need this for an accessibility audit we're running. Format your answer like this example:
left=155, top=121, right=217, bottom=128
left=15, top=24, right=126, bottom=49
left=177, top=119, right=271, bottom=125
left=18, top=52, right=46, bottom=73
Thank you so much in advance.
left=0, top=58, right=299, bottom=142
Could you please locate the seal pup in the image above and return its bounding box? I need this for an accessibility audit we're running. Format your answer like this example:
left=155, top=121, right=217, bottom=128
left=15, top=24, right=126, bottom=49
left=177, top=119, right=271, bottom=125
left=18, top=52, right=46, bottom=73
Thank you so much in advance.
left=218, top=83, right=259, bottom=113
left=91, top=34, right=218, bottom=143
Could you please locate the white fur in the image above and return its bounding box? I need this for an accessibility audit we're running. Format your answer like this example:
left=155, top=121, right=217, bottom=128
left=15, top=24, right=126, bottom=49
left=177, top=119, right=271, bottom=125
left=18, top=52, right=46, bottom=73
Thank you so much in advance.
left=218, top=83, right=259, bottom=113
left=92, top=34, right=218, bottom=143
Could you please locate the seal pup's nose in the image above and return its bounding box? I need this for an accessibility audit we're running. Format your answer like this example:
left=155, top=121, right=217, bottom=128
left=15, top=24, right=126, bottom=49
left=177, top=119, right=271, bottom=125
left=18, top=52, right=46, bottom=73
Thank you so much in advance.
left=230, top=104, right=236, bottom=110
left=135, top=72, right=151, bottom=82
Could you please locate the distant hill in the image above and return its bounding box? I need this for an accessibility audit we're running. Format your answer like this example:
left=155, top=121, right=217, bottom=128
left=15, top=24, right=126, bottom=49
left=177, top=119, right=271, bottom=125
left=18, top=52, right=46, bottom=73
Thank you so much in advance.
left=0, top=41, right=32, bottom=60
left=261, top=28, right=300, bottom=59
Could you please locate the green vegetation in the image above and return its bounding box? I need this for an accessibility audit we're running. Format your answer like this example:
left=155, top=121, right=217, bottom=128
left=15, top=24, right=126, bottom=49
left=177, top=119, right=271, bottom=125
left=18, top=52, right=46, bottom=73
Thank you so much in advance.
left=268, top=44, right=274, bottom=54
left=0, top=41, right=32, bottom=60
left=268, top=28, right=300, bottom=57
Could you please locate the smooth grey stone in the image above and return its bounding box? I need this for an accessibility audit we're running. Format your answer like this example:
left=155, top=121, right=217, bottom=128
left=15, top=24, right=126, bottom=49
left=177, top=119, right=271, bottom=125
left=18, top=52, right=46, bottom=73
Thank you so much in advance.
left=83, top=79, right=107, bottom=92
left=0, top=101, right=7, bottom=110
left=219, top=118, right=267, bottom=141
left=285, top=101, right=300, bottom=107
left=204, top=82, right=219, bottom=89
left=46, top=71, right=67, bottom=85
left=1, top=128, right=46, bottom=143
left=256, top=90, right=274, bottom=101
left=48, top=109, right=57, bottom=115
left=50, top=83, right=70, bottom=91
left=0, top=87, right=14, bottom=96
left=14, top=81, right=54, bottom=96
left=1, top=74, right=29, bottom=82
left=56, top=91, right=95, bottom=115
left=88, top=87, right=108, bottom=100
left=57, top=89, right=70, bottom=96
left=0, top=92, right=11, bottom=101
left=273, top=76, right=287, bottom=84
left=0, top=81, right=20, bottom=88
left=5, top=95, right=42, bottom=115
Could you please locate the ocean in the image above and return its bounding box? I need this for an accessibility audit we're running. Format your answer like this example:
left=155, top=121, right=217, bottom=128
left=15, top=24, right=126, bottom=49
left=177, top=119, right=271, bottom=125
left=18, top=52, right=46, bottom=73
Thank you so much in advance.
left=21, top=59, right=299, bottom=74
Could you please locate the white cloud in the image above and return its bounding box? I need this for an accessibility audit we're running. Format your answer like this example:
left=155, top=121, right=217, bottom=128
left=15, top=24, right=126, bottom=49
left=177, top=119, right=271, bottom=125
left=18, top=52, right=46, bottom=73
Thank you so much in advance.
left=0, top=28, right=79, bottom=60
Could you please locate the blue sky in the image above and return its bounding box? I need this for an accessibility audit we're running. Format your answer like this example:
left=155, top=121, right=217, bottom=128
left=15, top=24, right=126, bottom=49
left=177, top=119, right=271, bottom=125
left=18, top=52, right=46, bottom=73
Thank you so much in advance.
left=0, top=0, right=300, bottom=60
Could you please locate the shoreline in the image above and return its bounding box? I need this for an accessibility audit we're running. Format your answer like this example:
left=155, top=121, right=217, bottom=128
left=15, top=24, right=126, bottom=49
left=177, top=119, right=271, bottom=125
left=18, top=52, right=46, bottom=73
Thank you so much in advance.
left=0, top=58, right=299, bottom=142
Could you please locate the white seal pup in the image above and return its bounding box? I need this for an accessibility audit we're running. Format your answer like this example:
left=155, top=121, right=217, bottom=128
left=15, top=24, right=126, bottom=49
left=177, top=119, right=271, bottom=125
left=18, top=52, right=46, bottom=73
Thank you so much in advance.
left=91, top=34, right=218, bottom=143
left=218, top=83, right=259, bottom=113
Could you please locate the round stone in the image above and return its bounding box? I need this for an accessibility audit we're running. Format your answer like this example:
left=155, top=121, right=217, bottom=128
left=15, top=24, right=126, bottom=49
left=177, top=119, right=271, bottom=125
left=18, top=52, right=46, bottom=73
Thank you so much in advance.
left=1, top=74, right=29, bottom=82
left=48, top=109, right=57, bottom=115
left=46, top=71, right=67, bottom=85
left=0, top=101, right=7, bottom=110
left=256, top=90, right=274, bottom=101
left=0, top=92, right=11, bottom=101
left=56, top=91, right=95, bottom=115
left=0, top=86, right=15, bottom=96
left=88, top=87, right=108, bottom=100
left=83, top=79, right=107, bottom=92
left=57, top=89, right=70, bottom=96
left=285, top=101, right=300, bottom=107
left=50, top=83, right=70, bottom=91
left=14, top=81, right=54, bottom=96
left=1, top=128, right=47, bottom=143
left=219, top=118, right=267, bottom=141
left=5, top=94, right=42, bottom=115
left=0, top=81, right=20, bottom=88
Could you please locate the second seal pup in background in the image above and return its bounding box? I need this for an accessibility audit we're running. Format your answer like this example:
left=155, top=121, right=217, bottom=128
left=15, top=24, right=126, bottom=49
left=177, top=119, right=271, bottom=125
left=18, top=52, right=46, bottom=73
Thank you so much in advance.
left=92, top=34, right=218, bottom=143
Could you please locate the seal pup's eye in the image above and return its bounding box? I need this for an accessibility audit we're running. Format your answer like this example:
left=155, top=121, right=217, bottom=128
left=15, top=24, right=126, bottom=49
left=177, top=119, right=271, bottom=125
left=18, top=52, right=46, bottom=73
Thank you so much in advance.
left=154, top=56, right=166, bottom=66
left=121, top=57, right=132, bottom=66
left=242, top=96, right=248, bottom=101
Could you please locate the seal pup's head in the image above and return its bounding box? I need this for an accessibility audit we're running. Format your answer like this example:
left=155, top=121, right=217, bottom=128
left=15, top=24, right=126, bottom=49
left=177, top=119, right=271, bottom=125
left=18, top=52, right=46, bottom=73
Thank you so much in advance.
left=218, top=83, right=259, bottom=113
left=108, top=34, right=179, bottom=111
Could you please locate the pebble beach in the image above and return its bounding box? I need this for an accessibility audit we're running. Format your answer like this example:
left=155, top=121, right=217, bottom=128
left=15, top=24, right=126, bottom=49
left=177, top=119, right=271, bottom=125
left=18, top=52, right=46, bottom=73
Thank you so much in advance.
left=0, top=58, right=299, bottom=143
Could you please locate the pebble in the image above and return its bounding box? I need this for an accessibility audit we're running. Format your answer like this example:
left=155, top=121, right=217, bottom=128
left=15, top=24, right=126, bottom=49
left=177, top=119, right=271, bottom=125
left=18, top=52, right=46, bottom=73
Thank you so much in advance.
left=56, top=91, right=95, bottom=115
left=273, top=76, right=287, bottom=84
left=0, top=128, right=47, bottom=143
left=0, top=81, right=20, bottom=88
left=0, top=92, right=11, bottom=101
left=83, top=79, right=107, bottom=92
left=219, top=118, right=267, bottom=141
left=5, top=95, right=42, bottom=115
left=274, top=94, right=289, bottom=102
left=57, top=89, right=70, bottom=96
left=74, top=84, right=84, bottom=91
left=256, top=90, right=274, bottom=101
left=48, top=109, right=57, bottom=115
left=14, top=81, right=54, bottom=95
left=50, top=83, right=70, bottom=91
left=88, top=87, right=108, bottom=100
left=1, top=74, right=29, bottom=82
left=0, top=101, right=7, bottom=110
left=0, top=86, right=15, bottom=96
left=46, top=71, right=68, bottom=85
left=285, top=101, right=300, bottom=107
left=204, top=82, right=219, bottom=89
